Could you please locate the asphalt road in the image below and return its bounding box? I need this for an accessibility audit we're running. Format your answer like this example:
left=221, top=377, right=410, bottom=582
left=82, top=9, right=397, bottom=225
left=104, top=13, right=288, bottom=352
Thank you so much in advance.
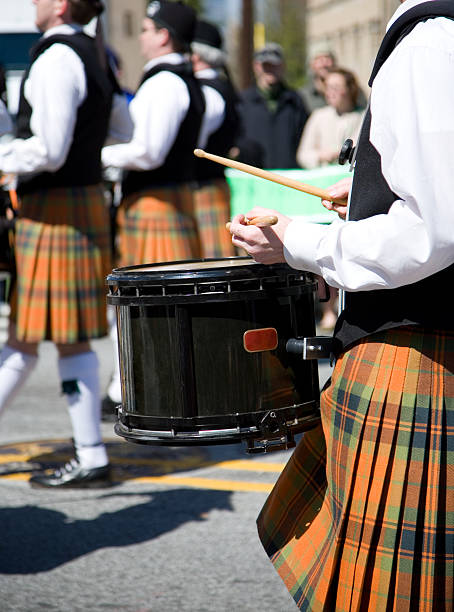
left=0, top=311, right=333, bottom=612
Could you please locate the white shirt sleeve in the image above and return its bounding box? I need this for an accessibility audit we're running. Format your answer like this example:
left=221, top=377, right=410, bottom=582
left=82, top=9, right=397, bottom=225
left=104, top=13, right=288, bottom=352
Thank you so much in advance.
left=101, top=71, right=190, bottom=170
left=197, top=84, right=225, bottom=148
left=284, top=19, right=454, bottom=292
left=0, top=43, right=86, bottom=175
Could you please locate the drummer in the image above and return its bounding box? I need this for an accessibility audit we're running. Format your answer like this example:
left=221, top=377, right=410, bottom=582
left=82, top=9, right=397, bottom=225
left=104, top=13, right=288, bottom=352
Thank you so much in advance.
left=228, top=0, right=454, bottom=608
left=191, top=19, right=239, bottom=258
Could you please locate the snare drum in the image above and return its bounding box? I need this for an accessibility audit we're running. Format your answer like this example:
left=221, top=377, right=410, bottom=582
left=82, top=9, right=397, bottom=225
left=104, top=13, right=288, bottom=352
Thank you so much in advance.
left=107, top=257, right=321, bottom=452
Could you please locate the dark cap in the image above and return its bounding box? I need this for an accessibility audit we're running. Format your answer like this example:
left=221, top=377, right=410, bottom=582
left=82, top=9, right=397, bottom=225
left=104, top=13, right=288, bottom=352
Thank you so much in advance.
left=254, top=43, right=284, bottom=65
left=193, top=20, right=223, bottom=50
left=146, top=1, right=196, bottom=48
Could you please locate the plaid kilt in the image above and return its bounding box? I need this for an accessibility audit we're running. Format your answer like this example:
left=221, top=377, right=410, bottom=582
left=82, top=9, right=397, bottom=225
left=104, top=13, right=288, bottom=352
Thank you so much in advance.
left=257, top=326, right=454, bottom=611
left=117, top=184, right=201, bottom=267
left=10, top=185, right=112, bottom=343
left=193, top=178, right=235, bottom=258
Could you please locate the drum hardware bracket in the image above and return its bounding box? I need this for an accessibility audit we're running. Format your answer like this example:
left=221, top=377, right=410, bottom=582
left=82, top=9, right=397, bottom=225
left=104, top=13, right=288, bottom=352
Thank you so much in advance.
left=286, top=336, right=333, bottom=360
left=244, top=410, right=297, bottom=454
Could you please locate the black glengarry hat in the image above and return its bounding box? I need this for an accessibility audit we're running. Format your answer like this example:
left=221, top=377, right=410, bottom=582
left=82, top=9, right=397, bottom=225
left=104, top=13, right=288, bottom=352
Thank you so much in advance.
left=193, top=20, right=223, bottom=50
left=146, top=1, right=196, bottom=48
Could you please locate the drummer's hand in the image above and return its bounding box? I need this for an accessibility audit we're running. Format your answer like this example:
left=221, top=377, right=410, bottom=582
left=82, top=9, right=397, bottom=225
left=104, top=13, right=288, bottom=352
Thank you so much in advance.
left=228, top=207, right=291, bottom=265
left=321, top=177, right=352, bottom=221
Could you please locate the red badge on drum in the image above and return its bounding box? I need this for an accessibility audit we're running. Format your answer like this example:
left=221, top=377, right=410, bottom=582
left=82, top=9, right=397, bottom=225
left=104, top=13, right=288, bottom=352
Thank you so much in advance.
left=243, top=328, right=278, bottom=353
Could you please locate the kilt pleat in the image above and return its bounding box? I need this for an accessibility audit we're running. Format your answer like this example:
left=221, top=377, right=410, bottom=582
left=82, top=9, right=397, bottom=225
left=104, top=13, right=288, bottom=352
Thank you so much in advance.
left=193, top=179, right=236, bottom=259
left=257, top=327, right=454, bottom=611
left=10, top=186, right=111, bottom=343
left=117, top=186, right=201, bottom=267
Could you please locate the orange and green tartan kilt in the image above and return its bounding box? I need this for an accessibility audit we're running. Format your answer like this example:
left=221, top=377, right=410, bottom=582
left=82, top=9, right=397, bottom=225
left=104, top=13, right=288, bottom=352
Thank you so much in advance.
left=117, top=184, right=201, bottom=267
left=193, top=178, right=236, bottom=259
left=10, top=185, right=112, bottom=344
left=257, top=326, right=454, bottom=611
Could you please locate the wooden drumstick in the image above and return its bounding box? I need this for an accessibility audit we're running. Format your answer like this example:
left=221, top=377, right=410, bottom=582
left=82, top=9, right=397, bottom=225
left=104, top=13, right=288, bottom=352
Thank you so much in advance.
left=194, top=149, right=347, bottom=205
left=225, top=215, right=278, bottom=231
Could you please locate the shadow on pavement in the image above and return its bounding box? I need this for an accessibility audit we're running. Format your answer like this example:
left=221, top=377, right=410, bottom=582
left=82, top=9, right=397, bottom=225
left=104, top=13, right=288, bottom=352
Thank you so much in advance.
left=0, top=488, right=234, bottom=574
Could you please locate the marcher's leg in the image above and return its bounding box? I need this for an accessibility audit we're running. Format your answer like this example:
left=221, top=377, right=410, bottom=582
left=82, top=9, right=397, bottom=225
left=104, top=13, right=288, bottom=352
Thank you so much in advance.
left=102, top=305, right=121, bottom=420
left=0, top=323, right=38, bottom=417
left=30, top=342, right=110, bottom=488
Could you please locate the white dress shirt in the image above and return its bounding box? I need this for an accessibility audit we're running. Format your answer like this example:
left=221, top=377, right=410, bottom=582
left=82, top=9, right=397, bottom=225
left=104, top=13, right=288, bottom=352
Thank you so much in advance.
left=195, top=68, right=226, bottom=149
left=284, top=0, right=454, bottom=293
left=0, top=24, right=132, bottom=176
left=102, top=53, right=192, bottom=171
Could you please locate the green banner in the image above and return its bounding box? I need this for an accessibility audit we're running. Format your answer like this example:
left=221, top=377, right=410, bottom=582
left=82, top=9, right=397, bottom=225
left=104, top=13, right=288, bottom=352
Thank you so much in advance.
left=226, top=165, right=351, bottom=224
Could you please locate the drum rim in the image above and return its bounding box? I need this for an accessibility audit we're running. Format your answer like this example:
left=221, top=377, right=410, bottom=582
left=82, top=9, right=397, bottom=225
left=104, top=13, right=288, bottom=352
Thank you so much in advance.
left=107, top=256, right=313, bottom=285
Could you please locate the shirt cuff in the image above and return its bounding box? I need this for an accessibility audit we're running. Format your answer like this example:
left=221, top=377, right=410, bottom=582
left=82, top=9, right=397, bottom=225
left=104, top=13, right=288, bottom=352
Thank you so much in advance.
left=283, top=219, right=329, bottom=275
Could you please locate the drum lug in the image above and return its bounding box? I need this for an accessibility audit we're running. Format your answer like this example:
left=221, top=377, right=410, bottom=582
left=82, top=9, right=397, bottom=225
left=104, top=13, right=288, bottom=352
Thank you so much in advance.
left=286, top=336, right=333, bottom=360
left=246, top=430, right=296, bottom=454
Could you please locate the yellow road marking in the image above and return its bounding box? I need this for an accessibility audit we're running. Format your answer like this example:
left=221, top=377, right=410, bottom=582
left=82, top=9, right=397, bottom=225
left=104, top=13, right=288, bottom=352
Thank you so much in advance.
left=0, top=453, right=285, bottom=473
left=0, top=472, right=274, bottom=492
left=115, top=474, right=274, bottom=492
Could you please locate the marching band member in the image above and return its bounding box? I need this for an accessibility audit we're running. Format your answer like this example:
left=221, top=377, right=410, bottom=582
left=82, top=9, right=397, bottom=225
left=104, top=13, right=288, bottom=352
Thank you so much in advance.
left=101, top=0, right=205, bottom=415
left=191, top=19, right=239, bottom=258
left=0, top=0, right=131, bottom=488
left=229, top=0, right=454, bottom=608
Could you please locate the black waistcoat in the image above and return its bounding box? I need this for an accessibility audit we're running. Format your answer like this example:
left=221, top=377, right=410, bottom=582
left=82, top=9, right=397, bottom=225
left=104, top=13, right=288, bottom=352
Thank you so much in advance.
left=121, top=62, right=205, bottom=198
left=334, top=1, right=454, bottom=354
left=195, top=75, right=240, bottom=182
left=16, top=33, right=113, bottom=196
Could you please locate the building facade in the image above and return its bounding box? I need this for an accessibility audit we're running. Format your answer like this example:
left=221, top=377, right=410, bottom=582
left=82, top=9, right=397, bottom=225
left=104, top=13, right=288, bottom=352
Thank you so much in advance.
left=306, top=0, right=400, bottom=92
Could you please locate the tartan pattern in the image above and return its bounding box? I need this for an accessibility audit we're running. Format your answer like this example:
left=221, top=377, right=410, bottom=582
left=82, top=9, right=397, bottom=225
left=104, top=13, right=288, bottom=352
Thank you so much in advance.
left=117, top=185, right=201, bottom=267
left=193, top=179, right=236, bottom=258
left=257, top=327, right=454, bottom=611
left=10, top=186, right=111, bottom=343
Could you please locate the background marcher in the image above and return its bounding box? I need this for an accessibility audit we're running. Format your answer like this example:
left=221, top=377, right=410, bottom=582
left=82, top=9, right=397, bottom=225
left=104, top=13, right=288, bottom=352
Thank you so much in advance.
left=191, top=19, right=238, bottom=259
left=0, top=0, right=132, bottom=488
left=101, top=0, right=205, bottom=415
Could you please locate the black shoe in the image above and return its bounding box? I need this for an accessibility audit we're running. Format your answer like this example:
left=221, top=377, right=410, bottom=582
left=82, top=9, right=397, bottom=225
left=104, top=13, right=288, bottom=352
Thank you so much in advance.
left=30, top=459, right=112, bottom=489
left=101, top=395, right=119, bottom=422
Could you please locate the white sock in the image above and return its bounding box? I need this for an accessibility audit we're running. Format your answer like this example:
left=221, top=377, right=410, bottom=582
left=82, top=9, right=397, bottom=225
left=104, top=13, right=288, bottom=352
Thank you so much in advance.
left=0, top=345, right=38, bottom=417
left=107, top=306, right=122, bottom=404
left=58, top=351, right=108, bottom=469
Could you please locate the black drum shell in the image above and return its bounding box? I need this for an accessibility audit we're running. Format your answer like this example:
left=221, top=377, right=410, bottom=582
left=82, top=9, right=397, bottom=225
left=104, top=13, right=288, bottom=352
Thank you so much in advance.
left=107, top=257, right=321, bottom=446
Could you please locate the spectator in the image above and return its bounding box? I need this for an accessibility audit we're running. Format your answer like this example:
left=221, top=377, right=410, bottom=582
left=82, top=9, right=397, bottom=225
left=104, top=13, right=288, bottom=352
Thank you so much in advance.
left=236, top=43, right=309, bottom=169
left=299, top=49, right=336, bottom=114
left=297, top=67, right=365, bottom=169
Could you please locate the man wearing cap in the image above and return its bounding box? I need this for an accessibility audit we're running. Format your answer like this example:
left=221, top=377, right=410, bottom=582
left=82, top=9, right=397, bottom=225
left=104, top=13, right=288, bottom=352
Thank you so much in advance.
left=236, top=43, right=309, bottom=169
left=191, top=19, right=239, bottom=258
left=102, top=0, right=205, bottom=268
left=0, top=0, right=132, bottom=487
left=101, top=0, right=205, bottom=415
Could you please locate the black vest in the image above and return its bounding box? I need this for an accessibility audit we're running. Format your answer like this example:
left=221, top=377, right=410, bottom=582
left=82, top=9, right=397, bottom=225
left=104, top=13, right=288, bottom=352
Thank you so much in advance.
left=195, top=75, right=240, bottom=182
left=121, top=62, right=205, bottom=198
left=16, top=33, right=113, bottom=196
left=334, top=1, right=454, bottom=354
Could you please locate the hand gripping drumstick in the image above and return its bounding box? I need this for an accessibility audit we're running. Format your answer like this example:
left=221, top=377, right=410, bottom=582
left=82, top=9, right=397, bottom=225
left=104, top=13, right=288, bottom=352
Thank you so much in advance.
left=194, top=149, right=347, bottom=205
left=225, top=215, right=278, bottom=231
